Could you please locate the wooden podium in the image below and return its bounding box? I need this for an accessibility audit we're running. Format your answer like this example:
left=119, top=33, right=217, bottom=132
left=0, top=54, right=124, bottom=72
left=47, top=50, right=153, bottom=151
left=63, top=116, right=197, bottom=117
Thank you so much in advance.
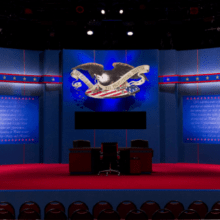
left=69, top=147, right=153, bottom=175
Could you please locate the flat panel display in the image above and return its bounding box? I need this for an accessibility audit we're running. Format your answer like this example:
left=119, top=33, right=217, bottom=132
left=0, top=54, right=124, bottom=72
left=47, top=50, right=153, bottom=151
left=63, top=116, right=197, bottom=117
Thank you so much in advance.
left=0, top=96, right=39, bottom=144
left=75, top=111, right=146, bottom=129
left=183, top=95, right=220, bottom=144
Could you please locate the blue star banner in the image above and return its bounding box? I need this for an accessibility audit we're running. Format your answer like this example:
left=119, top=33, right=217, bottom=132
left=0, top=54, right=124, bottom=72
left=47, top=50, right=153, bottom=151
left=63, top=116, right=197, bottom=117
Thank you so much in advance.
left=0, top=73, right=62, bottom=84
left=159, top=73, right=220, bottom=84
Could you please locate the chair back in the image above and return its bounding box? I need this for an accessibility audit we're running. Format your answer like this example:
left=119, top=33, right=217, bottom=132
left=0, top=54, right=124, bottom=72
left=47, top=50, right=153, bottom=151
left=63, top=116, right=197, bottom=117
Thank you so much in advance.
left=68, top=201, right=89, bottom=218
left=44, top=200, right=65, bottom=215
left=125, top=209, right=148, bottom=220
left=0, top=208, right=15, bottom=219
left=20, top=201, right=41, bottom=215
left=212, top=201, right=220, bottom=210
left=97, top=209, right=120, bottom=220
left=116, top=200, right=137, bottom=219
left=18, top=208, right=40, bottom=220
left=70, top=209, right=93, bottom=220
left=140, top=200, right=160, bottom=219
left=93, top=201, right=113, bottom=219
left=131, top=140, right=149, bottom=148
left=178, top=209, right=200, bottom=219
left=0, top=201, right=15, bottom=216
left=45, top=208, right=67, bottom=220
left=73, top=140, right=91, bottom=148
left=188, top=200, right=208, bottom=218
left=101, top=143, right=118, bottom=162
left=205, top=209, right=220, bottom=219
left=164, top=200, right=184, bottom=219
left=152, top=208, right=175, bottom=219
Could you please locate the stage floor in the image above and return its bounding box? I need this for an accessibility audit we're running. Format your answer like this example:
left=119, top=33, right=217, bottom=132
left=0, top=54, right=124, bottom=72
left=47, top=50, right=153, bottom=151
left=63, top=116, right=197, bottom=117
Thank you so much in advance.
left=1, top=163, right=220, bottom=190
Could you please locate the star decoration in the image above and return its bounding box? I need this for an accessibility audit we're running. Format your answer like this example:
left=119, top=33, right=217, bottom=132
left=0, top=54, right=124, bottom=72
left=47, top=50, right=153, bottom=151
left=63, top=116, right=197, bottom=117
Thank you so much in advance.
left=217, top=76, right=219, bottom=79
left=167, top=78, right=170, bottom=81
left=206, top=76, right=209, bottom=80
left=196, top=77, right=199, bottom=80
left=33, top=78, right=36, bottom=81
left=52, top=78, right=55, bottom=81
left=23, top=77, right=26, bottom=81
left=13, top=77, right=16, bottom=80
left=3, top=76, right=6, bottom=79
left=186, top=77, right=189, bottom=81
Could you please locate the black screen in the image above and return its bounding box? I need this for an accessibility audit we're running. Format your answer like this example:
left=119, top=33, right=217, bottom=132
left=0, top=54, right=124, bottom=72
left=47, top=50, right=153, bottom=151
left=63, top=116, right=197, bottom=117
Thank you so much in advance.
left=75, top=112, right=146, bottom=129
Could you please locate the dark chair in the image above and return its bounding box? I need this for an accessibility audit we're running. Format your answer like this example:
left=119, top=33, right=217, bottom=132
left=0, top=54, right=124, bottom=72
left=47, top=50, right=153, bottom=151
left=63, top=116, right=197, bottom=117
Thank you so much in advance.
left=152, top=208, right=175, bottom=219
left=44, top=201, right=65, bottom=215
left=205, top=209, right=220, bottom=219
left=164, top=200, right=185, bottom=219
left=68, top=201, right=89, bottom=218
left=0, top=208, right=15, bottom=219
left=116, top=200, right=137, bottom=219
left=0, top=201, right=15, bottom=216
left=18, top=208, right=41, bottom=220
left=73, top=140, right=91, bottom=148
left=188, top=200, right=208, bottom=219
left=140, top=200, right=160, bottom=219
left=131, top=140, right=149, bottom=148
left=19, top=201, right=41, bottom=215
left=212, top=201, right=220, bottom=210
left=125, top=209, right=148, bottom=220
left=45, top=208, right=67, bottom=220
left=178, top=209, right=201, bottom=219
left=98, top=142, right=120, bottom=176
left=93, top=201, right=113, bottom=219
left=97, top=209, right=120, bottom=220
left=70, top=209, right=93, bottom=220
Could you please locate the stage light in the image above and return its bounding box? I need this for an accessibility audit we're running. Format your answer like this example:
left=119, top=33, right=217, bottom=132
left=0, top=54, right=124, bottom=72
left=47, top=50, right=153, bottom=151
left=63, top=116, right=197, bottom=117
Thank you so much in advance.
left=190, top=7, right=199, bottom=15
left=101, top=9, right=105, bottom=14
left=76, top=6, right=84, bottom=14
left=127, top=31, right=133, bottom=36
left=87, top=30, right=93, bottom=35
left=119, top=9, right=123, bottom=14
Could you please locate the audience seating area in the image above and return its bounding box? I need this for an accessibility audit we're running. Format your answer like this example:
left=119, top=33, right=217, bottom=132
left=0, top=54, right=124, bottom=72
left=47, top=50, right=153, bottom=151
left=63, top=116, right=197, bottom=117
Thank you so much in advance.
left=0, top=200, right=220, bottom=219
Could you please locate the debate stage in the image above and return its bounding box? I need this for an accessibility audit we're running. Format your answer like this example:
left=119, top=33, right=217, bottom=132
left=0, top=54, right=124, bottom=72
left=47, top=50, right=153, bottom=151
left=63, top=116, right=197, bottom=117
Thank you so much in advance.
left=1, top=163, right=220, bottom=217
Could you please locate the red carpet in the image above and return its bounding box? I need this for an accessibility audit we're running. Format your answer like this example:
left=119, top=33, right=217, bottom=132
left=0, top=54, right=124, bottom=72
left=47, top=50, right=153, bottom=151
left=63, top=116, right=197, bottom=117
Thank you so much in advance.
left=1, top=163, right=220, bottom=190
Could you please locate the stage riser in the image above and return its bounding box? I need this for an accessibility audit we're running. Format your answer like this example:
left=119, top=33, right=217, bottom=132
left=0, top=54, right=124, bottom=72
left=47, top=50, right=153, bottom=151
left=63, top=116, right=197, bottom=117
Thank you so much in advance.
left=1, top=190, right=220, bottom=219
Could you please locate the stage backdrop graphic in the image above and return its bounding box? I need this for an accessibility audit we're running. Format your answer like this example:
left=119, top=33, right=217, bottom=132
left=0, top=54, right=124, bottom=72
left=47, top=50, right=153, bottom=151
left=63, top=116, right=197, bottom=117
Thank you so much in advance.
left=62, top=50, right=160, bottom=163
left=183, top=95, right=220, bottom=144
left=0, top=95, right=39, bottom=144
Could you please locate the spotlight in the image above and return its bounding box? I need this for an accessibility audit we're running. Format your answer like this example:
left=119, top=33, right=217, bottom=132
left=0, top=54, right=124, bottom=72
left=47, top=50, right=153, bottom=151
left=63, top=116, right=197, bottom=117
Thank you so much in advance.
left=119, top=9, right=123, bottom=14
left=87, top=30, right=93, bottom=35
left=76, top=6, right=84, bottom=14
left=101, top=9, right=105, bottom=14
left=127, top=31, right=133, bottom=36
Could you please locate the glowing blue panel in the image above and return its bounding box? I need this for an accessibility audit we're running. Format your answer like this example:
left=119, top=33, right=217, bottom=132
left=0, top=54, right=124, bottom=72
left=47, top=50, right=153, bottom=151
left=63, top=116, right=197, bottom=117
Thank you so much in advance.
left=0, top=96, right=39, bottom=144
left=183, top=95, right=220, bottom=144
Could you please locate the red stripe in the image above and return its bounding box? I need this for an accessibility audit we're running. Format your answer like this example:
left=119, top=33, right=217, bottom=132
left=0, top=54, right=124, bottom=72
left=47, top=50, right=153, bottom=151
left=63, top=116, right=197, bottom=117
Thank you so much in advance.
left=0, top=73, right=62, bottom=77
left=0, top=80, right=62, bottom=84
left=91, top=91, right=103, bottom=96
left=159, top=79, right=220, bottom=84
left=111, top=91, right=128, bottom=97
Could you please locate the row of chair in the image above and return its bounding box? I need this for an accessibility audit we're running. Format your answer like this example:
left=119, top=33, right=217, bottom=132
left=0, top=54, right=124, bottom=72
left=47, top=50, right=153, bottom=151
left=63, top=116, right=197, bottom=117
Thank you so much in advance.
left=1, top=200, right=220, bottom=219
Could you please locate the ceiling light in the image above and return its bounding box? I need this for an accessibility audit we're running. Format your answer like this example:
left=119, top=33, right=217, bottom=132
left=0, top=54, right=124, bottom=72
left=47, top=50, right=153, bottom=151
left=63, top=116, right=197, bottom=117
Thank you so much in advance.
left=87, top=30, right=93, bottom=35
left=127, top=31, right=133, bottom=36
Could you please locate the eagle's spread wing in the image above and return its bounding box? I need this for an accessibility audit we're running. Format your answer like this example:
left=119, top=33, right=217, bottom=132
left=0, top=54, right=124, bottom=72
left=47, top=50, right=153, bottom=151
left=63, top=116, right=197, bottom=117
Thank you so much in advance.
left=72, top=63, right=104, bottom=78
left=112, top=62, right=144, bottom=79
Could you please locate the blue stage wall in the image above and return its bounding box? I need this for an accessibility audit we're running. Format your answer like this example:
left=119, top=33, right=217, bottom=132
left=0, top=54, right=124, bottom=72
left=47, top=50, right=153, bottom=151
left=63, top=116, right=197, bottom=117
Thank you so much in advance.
left=1, top=47, right=220, bottom=165
left=62, top=50, right=160, bottom=163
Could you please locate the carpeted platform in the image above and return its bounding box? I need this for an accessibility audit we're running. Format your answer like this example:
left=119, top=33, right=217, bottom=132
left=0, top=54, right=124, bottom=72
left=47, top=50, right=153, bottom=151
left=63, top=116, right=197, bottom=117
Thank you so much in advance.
left=1, top=163, right=220, bottom=190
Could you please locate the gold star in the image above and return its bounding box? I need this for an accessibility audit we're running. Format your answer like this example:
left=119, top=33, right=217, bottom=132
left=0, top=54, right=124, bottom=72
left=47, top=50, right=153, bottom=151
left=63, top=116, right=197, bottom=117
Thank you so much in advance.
left=23, top=77, right=26, bottom=81
left=186, top=77, right=189, bottom=81
left=3, top=76, right=6, bottom=79
left=13, top=77, right=16, bottom=80
left=196, top=77, right=199, bottom=80
left=33, top=78, right=36, bottom=81
left=216, top=76, right=219, bottom=79
left=167, top=78, right=170, bottom=81
left=206, top=76, right=209, bottom=80
left=52, top=78, right=55, bottom=81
